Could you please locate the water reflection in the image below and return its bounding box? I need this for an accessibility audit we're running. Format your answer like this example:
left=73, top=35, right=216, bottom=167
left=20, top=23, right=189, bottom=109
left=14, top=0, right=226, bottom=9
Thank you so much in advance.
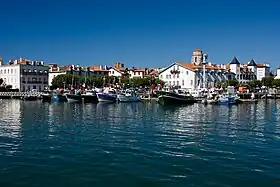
left=0, top=100, right=22, bottom=138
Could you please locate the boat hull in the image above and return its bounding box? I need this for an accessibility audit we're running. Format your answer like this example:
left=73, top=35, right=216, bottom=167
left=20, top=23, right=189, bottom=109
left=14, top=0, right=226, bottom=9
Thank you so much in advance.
left=96, top=93, right=117, bottom=102
left=65, top=94, right=82, bottom=103
left=41, top=94, right=52, bottom=102
left=117, top=95, right=141, bottom=102
left=53, top=94, right=67, bottom=102
left=218, top=99, right=237, bottom=105
left=81, top=94, right=98, bottom=103
left=158, top=95, right=195, bottom=105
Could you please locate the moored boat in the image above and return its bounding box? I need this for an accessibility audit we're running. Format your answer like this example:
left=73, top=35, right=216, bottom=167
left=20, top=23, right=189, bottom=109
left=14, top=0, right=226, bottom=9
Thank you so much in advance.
left=81, top=90, right=98, bottom=103
left=96, top=88, right=117, bottom=102
left=65, top=93, right=82, bottom=103
left=41, top=90, right=52, bottom=102
left=157, top=88, right=195, bottom=105
left=217, top=86, right=239, bottom=105
left=117, top=89, right=141, bottom=102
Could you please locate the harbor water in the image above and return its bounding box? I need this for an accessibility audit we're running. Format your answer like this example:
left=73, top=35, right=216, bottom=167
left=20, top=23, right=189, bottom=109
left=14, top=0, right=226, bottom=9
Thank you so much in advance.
left=0, top=100, right=280, bottom=186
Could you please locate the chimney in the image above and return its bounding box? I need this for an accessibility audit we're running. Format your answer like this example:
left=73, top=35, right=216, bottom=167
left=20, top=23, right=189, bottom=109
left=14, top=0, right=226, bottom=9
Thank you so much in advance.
left=0, top=57, right=2, bottom=66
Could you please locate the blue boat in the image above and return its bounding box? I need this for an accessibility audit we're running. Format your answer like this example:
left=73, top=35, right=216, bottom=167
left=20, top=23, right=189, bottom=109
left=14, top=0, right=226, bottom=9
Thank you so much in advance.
left=218, top=86, right=239, bottom=105
left=218, top=93, right=238, bottom=105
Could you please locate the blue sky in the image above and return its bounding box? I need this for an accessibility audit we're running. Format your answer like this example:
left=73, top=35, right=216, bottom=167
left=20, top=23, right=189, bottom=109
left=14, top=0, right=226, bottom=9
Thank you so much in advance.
left=0, top=0, right=279, bottom=69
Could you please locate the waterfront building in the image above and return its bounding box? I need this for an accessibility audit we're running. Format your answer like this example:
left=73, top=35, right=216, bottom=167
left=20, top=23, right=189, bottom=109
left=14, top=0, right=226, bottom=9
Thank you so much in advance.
left=229, top=57, right=270, bottom=82
left=49, top=64, right=109, bottom=86
left=274, top=67, right=280, bottom=79
left=0, top=57, right=49, bottom=91
left=159, top=49, right=233, bottom=89
left=128, top=68, right=146, bottom=78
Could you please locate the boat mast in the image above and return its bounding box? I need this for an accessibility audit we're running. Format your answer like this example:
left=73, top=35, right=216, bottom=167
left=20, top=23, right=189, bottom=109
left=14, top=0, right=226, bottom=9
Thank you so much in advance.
left=202, top=54, right=208, bottom=89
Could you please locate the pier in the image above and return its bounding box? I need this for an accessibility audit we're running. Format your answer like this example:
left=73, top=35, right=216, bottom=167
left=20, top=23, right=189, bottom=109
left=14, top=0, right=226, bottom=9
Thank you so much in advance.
left=0, top=92, right=43, bottom=99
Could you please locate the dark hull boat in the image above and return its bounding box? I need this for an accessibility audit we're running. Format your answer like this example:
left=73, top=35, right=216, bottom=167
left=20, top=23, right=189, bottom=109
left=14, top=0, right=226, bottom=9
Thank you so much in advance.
left=157, top=90, right=195, bottom=106
left=53, top=94, right=67, bottom=102
left=65, top=94, right=82, bottom=103
left=41, top=94, right=52, bottom=102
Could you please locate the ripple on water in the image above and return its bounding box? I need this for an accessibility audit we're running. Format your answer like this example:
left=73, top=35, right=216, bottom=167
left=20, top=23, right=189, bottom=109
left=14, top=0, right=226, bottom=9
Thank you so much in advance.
left=0, top=100, right=280, bottom=186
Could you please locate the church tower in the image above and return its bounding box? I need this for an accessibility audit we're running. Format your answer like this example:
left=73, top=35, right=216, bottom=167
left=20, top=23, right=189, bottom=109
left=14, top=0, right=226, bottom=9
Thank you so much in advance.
left=191, top=49, right=203, bottom=65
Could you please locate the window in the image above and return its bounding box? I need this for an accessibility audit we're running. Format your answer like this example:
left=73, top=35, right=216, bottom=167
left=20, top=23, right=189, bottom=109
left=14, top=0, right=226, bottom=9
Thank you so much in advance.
left=169, top=75, right=171, bottom=79
left=4, top=70, right=6, bottom=74
left=173, top=75, right=175, bottom=78
left=177, top=74, right=179, bottom=78
left=15, top=69, right=16, bottom=73
left=173, top=81, right=175, bottom=85
left=138, top=72, right=140, bottom=75
left=39, top=86, right=42, bottom=91
left=8, top=69, right=9, bottom=74
left=166, top=75, right=168, bottom=79
left=169, top=81, right=171, bottom=85
left=33, top=85, right=36, bottom=89
left=195, top=57, right=197, bottom=62
left=182, top=80, right=184, bottom=86
left=0, top=70, right=2, bottom=74
left=11, top=69, right=13, bottom=74
left=177, top=66, right=179, bottom=70
left=160, top=75, right=163, bottom=79
left=22, top=86, right=25, bottom=91
left=28, top=86, right=30, bottom=91
left=186, top=71, right=188, bottom=75
left=190, top=80, right=193, bottom=86
left=177, top=81, right=179, bottom=85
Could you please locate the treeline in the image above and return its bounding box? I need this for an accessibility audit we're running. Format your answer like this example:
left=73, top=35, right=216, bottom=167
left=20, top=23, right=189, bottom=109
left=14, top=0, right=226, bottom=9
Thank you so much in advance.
left=216, top=76, right=280, bottom=89
left=51, top=74, right=163, bottom=89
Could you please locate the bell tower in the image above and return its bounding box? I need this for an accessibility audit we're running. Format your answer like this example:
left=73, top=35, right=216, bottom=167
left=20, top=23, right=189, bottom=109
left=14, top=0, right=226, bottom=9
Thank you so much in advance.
left=191, top=49, right=203, bottom=65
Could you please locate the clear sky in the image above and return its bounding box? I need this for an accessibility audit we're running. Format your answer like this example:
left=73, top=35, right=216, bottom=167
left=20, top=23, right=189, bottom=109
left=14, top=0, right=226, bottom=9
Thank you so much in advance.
left=0, top=0, right=279, bottom=69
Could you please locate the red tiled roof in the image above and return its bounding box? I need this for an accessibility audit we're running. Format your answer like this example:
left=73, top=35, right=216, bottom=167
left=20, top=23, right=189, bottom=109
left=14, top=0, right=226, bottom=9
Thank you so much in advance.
left=176, top=62, right=226, bottom=71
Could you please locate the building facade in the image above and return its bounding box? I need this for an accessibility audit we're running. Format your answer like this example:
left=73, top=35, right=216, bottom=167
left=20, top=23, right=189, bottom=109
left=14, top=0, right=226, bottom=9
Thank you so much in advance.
left=49, top=64, right=109, bottom=86
left=0, top=58, right=48, bottom=91
left=159, top=49, right=232, bottom=89
left=229, top=57, right=270, bottom=82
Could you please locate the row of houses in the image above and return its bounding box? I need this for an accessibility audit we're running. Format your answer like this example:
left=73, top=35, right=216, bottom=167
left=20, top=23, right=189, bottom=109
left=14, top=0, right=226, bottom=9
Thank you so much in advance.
left=158, top=49, right=271, bottom=89
left=0, top=58, right=160, bottom=91
left=0, top=49, right=273, bottom=91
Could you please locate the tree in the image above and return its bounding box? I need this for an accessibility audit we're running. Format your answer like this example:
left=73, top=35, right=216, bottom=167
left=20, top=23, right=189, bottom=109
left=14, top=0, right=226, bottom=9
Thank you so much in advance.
left=227, top=79, right=239, bottom=87
left=262, top=76, right=274, bottom=87
left=272, top=79, right=280, bottom=87
left=0, top=78, right=3, bottom=85
left=248, top=80, right=262, bottom=89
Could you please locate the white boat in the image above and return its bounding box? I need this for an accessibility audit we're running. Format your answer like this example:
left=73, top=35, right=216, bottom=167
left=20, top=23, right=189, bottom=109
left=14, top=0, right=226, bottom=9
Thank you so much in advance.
left=96, top=87, right=118, bottom=102
left=117, top=89, right=141, bottom=102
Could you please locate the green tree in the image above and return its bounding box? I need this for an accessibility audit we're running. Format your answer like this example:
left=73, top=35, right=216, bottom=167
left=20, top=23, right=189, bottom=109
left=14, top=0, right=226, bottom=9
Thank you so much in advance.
left=227, top=79, right=239, bottom=87
left=248, top=80, right=262, bottom=89
left=272, top=79, right=280, bottom=87
left=262, top=76, right=274, bottom=87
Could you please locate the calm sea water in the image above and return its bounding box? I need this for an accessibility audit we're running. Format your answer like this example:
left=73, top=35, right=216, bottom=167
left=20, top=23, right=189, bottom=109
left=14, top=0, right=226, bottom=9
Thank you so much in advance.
left=0, top=100, right=280, bottom=187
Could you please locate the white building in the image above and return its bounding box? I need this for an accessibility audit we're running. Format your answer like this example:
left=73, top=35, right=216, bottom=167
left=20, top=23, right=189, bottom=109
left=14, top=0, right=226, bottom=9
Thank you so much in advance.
left=274, top=67, right=280, bottom=79
left=129, top=68, right=146, bottom=78
left=108, top=67, right=123, bottom=77
left=0, top=58, right=49, bottom=91
left=159, top=49, right=232, bottom=89
left=229, top=57, right=270, bottom=82
left=49, top=64, right=109, bottom=86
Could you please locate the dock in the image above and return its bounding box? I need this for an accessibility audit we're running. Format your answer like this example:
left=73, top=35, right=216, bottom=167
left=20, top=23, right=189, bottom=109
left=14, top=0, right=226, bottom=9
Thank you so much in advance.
left=0, top=92, right=43, bottom=99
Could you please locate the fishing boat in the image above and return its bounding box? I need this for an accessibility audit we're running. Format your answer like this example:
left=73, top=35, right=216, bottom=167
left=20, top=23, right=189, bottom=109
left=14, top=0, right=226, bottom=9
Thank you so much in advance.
left=41, top=90, right=52, bottom=102
left=218, top=86, right=239, bottom=105
left=96, top=88, right=117, bottom=102
left=65, top=90, right=82, bottom=103
left=53, top=89, right=67, bottom=102
left=117, top=89, right=141, bottom=102
left=157, top=88, right=195, bottom=105
left=81, top=90, right=98, bottom=103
